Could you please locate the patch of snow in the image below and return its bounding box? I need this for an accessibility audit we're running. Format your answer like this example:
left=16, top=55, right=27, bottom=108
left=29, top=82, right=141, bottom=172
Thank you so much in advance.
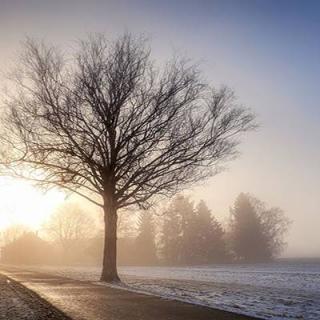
left=16, top=263, right=320, bottom=320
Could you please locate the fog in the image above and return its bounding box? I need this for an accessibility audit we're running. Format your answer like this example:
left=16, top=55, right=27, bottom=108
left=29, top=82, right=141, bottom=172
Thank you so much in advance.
left=1, top=0, right=320, bottom=258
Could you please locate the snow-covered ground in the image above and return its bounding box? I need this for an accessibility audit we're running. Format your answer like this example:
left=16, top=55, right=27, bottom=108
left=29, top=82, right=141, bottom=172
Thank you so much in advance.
left=18, top=262, right=320, bottom=320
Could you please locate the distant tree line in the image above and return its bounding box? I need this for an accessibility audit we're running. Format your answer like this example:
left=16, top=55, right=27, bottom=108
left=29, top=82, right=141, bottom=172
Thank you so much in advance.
left=1, top=232, right=53, bottom=264
left=122, top=193, right=289, bottom=265
left=0, top=193, right=290, bottom=266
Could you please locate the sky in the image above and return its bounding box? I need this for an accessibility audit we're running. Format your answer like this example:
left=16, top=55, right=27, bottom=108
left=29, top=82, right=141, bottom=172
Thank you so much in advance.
left=0, top=0, right=320, bottom=257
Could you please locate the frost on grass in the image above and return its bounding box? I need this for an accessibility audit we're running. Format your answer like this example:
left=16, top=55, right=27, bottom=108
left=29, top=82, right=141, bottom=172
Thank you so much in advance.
left=17, top=263, right=320, bottom=320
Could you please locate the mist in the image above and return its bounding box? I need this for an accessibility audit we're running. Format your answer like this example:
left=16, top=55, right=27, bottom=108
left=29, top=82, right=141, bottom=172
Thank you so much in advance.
left=1, top=0, right=319, bottom=258
left=0, top=2, right=320, bottom=320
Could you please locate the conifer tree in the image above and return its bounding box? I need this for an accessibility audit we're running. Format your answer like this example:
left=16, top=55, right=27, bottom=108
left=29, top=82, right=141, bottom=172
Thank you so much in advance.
left=230, top=193, right=267, bottom=261
left=162, top=196, right=227, bottom=265
left=195, top=200, right=227, bottom=263
left=135, top=211, right=157, bottom=265
left=230, top=193, right=289, bottom=262
left=161, top=195, right=186, bottom=264
left=179, top=197, right=196, bottom=264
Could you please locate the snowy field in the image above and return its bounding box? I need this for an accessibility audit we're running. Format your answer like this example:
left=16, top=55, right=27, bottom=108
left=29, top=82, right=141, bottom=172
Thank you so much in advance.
left=17, top=262, right=320, bottom=320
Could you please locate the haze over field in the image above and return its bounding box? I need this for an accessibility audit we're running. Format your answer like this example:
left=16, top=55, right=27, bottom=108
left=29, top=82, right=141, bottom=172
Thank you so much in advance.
left=1, top=0, right=320, bottom=258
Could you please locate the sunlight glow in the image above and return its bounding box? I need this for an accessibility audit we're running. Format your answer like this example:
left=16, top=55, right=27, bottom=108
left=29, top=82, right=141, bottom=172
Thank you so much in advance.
left=0, top=178, right=66, bottom=230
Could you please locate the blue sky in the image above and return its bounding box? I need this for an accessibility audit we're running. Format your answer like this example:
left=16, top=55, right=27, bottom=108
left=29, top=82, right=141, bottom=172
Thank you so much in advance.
left=1, top=0, right=320, bottom=256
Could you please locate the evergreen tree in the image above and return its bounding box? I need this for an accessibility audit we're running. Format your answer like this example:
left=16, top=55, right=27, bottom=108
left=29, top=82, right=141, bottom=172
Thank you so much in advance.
left=179, top=197, right=196, bottom=264
left=135, top=211, right=157, bottom=265
left=230, top=193, right=267, bottom=261
left=229, top=193, right=289, bottom=262
left=162, top=196, right=227, bottom=265
left=161, top=195, right=195, bottom=264
left=161, top=196, right=184, bottom=265
left=195, top=200, right=228, bottom=263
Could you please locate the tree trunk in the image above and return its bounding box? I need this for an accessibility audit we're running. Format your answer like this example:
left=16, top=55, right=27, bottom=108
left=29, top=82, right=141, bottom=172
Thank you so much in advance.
left=100, top=203, right=120, bottom=282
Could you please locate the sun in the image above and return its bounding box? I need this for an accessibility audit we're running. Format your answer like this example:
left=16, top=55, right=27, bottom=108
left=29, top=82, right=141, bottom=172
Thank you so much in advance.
left=0, top=177, right=66, bottom=231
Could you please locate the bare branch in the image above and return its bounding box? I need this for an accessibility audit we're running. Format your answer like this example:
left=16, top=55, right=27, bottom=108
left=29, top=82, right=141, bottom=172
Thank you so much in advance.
left=0, top=33, right=256, bottom=212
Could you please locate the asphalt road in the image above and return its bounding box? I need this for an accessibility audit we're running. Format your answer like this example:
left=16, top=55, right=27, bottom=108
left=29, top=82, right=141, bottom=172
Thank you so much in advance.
left=1, top=266, right=262, bottom=320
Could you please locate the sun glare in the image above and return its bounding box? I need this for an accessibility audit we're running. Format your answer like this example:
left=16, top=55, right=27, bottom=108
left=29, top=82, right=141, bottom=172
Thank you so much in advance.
left=0, top=178, right=66, bottom=230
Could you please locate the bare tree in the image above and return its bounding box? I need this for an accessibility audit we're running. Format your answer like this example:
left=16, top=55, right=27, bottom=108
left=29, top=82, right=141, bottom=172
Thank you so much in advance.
left=43, top=203, right=96, bottom=251
left=1, top=224, right=30, bottom=246
left=0, top=33, right=256, bottom=281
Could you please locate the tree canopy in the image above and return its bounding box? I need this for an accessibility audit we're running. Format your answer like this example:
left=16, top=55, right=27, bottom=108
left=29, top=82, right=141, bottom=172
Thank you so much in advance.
left=0, top=33, right=256, bottom=210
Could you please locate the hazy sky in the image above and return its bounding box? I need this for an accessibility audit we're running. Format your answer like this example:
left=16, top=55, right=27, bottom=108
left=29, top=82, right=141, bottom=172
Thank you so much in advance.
left=1, top=0, right=320, bottom=257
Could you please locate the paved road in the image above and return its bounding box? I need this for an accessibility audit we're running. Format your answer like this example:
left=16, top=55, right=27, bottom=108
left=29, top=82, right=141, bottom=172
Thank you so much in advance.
left=1, top=266, right=261, bottom=320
